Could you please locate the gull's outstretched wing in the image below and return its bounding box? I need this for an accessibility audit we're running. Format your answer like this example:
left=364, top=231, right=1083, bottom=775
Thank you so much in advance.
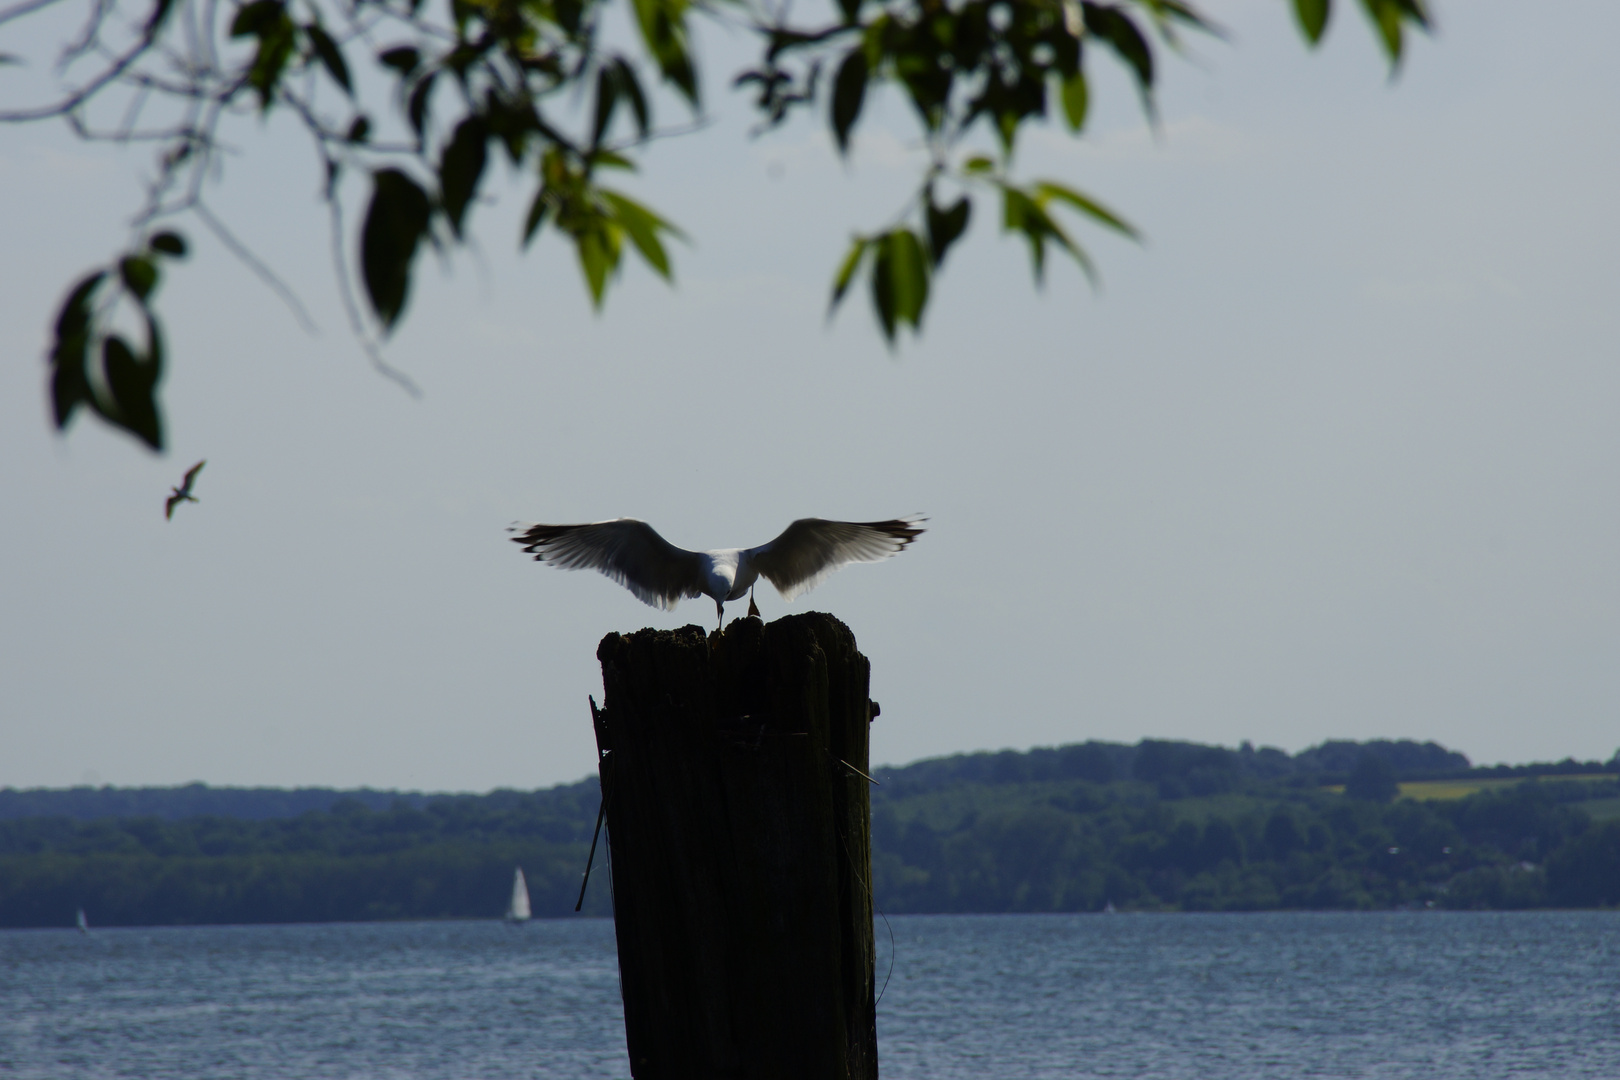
left=748, top=517, right=925, bottom=601
left=509, top=519, right=707, bottom=610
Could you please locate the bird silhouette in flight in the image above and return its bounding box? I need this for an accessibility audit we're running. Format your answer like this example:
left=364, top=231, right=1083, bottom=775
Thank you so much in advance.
left=165, top=460, right=206, bottom=520
left=510, top=516, right=925, bottom=629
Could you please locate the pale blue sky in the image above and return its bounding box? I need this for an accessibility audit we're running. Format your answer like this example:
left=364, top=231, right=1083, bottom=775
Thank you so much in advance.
left=3, top=1, right=1617, bottom=791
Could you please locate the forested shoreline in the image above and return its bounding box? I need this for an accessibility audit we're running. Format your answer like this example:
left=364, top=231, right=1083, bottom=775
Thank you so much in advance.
left=3, top=739, right=1618, bottom=928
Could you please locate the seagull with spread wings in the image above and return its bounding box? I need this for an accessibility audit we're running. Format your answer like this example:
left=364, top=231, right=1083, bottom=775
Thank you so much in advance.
left=165, top=460, right=206, bottom=520
left=509, top=517, right=925, bottom=628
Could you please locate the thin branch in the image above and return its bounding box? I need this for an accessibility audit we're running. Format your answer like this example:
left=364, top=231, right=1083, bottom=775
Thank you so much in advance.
left=192, top=200, right=321, bottom=334
left=0, top=34, right=156, bottom=121
left=60, top=0, right=116, bottom=67
left=0, top=0, right=67, bottom=27
left=601, top=115, right=715, bottom=155
left=281, top=88, right=418, bottom=154
left=115, top=79, right=152, bottom=138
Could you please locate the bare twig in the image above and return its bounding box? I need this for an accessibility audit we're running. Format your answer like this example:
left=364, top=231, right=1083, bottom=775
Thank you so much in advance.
left=0, top=34, right=156, bottom=121
left=193, top=201, right=321, bottom=334
left=0, top=0, right=67, bottom=27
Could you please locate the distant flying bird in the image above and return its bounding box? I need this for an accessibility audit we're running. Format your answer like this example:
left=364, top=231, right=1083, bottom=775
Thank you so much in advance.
left=510, top=517, right=925, bottom=628
left=165, top=460, right=206, bottom=520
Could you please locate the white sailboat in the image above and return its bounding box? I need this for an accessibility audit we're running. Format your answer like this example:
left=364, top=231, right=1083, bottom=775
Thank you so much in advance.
left=505, top=867, right=531, bottom=924
left=76, top=908, right=89, bottom=933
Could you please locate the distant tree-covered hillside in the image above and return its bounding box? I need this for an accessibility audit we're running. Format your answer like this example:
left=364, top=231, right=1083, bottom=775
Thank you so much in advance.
left=2, top=740, right=1617, bottom=927
left=869, top=769, right=1618, bottom=913
left=0, top=783, right=612, bottom=925
left=8, top=738, right=1612, bottom=822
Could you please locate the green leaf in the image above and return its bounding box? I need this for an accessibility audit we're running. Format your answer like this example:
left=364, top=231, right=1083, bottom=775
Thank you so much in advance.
left=591, top=65, right=621, bottom=148
left=870, top=229, right=929, bottom=342
left=378, top=46, right=421, bottom=76
left=521, top=189, right=552, bottom=249
left=1360, top=0, right=1429, bottom=65
left=1083, top=3, right=1155, bottom=107
left=229, top=0, right=281, bottom=38
left=100, top=335, right=164, bottom=451
left=961, top=155, right=996, bottom=176
left=589, top=150, right=636, bottom=171
left=361, top=169, right=433, bottom=331
left=574, top=226, right=621, bottom=309
left=600, top=190, right=681, bottom=280
left=1033, top=182, right=1139, bottom=239
left=630, top=0, right=698, bottom=104
left=1293, top=0, right=1330, bottom=43
left=829, top=236, right=870, bottom=313
left=307, top=23, right=352, bottom=95
left=234, top=1, right=295, bottom=112
left=48, top=272, right=106, bottom=429
left=149, top=231, right=187, bottom=257
left=1002, top=188, right=1046, bottom=283
left=613, top=59, right=650, bottom=138
left=830, top=48, right=868, bottom=154
left=1004, top=184, right=1096, bottom=286
left=1061, top=70, right=1089, bottom=132
left=140, top=308, right=165, bottom=383
left=925, top=194, right=971, bottom=267
left=119, top=256, right=159, bottom=301
left=439, top=115, right=488, bottom=237
left=407, top=73, right=437, bottom=143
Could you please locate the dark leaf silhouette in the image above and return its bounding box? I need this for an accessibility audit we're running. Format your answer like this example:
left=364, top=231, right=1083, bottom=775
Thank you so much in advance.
left=48, top=273, right=106, bottom=430
left=1293, top=0, right=1330, bottom=42
left=362, top=169, right=433, bottom=331
left=101, top=333, right=163, bottom=450
left=830, top=48, right=868, bottom=154
left=925, top=194, right=971, bottom=267
left=439, top=117, right=489, bottom=237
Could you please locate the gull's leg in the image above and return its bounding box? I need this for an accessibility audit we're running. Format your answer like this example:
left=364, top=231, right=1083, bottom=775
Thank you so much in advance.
left=715, top=597, right=724, bottom=631
left=747, top=587, right=760, bottom=620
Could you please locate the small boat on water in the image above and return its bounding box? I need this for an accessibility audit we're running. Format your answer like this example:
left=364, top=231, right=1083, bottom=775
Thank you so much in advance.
left=505, top=868, right=531, bottom=924
left=76, top=908, right=89, bottom=933
left=1102, top=900, right=1116, bottom=915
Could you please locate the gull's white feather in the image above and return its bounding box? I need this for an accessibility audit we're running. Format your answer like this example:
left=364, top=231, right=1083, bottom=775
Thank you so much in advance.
left=509, top=519, right=707, bottom=610
left=747, top=518, right=925, bottom=601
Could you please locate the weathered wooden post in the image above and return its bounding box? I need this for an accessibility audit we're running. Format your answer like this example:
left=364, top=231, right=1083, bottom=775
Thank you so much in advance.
left=590, top=611, right=878, bottom=1080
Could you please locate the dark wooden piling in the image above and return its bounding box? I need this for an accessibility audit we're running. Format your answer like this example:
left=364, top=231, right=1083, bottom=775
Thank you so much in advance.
left=591, top=612, right=878, bottom=1080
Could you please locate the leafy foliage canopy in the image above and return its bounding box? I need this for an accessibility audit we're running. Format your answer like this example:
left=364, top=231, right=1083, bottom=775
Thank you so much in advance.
left=2, top=0, right=1428, bottom=449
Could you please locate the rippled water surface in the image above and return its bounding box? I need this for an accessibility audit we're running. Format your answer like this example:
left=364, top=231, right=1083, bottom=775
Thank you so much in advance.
left=3, top=912, right=1617, bottom=1078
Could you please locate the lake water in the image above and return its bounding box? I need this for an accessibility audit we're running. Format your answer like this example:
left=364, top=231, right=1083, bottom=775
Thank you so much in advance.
left=2, top=912, right=1617, bottom=1078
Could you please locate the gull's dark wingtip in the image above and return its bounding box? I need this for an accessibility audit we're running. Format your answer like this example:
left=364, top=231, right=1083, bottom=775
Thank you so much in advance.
left=508, top=522, right=581, bottom=559
left=868, top=515, right=927, bottom=547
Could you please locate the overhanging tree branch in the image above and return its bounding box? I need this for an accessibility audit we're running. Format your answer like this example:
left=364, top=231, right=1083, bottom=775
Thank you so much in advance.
left=3, top=0, right=1428, bottom=452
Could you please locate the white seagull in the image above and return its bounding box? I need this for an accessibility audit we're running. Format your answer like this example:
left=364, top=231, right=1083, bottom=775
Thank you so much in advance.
left=509, top=516, right=925, bottom=628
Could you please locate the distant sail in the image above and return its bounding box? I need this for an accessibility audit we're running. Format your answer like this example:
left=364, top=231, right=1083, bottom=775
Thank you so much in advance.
left=76, top=908, right=89, bottom=933
left=506, top=868, right=531, bottom=923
